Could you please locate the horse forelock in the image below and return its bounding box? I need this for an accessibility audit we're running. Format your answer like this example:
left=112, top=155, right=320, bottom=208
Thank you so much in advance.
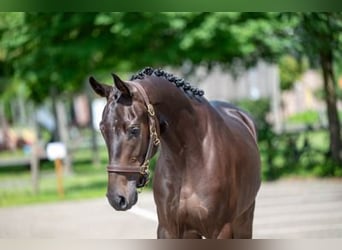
left=130, top=67, right=205, bottom=98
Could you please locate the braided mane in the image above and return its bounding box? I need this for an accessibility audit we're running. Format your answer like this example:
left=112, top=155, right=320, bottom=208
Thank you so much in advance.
left=130, top=67, right=204, bottom=97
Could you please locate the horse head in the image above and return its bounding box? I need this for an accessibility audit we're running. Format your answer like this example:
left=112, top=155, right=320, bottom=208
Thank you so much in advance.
left=89, top=74, right=159, bottom=211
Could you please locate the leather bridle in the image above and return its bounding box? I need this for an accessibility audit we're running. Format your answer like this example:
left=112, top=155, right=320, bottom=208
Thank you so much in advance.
left=106, top=81, right=160, bottom=187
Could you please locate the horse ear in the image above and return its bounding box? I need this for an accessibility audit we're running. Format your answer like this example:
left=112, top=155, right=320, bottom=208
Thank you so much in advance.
left=89, top=76, right=112, bottom=98
left=112, top=73, right=131, bottom=97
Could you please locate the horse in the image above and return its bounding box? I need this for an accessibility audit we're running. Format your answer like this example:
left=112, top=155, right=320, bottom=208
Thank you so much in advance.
left=89, top=67, right=261, bottom=239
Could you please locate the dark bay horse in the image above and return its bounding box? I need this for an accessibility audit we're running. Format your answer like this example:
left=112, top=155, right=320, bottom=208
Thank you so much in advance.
left=89, top=67, right=261, bottom=239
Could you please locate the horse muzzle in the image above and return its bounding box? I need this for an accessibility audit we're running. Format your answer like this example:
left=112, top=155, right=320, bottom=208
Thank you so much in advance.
left=106, top=190, right=138, bottom=211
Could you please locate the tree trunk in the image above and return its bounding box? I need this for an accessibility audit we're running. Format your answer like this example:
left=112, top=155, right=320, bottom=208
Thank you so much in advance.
left=51, top=87, right=73, bottom=174
left=56, top=99, right=73, bottom=174
left=88, top=94, right=100, bottom=167
left=85, top=78, right=100, bottom=167
left=319, top=52, right=342, bottom=164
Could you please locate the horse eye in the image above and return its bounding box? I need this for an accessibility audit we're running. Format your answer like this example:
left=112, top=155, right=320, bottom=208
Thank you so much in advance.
left=128, top=126, right=140, bottom=138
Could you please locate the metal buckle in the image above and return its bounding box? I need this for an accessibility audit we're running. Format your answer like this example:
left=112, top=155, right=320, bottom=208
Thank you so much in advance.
left=147, top=104, right=155, bottom=117
left=150, top=126, right=160, bottom=146
left=140, top=161, right=149, bottom=175
left=153, top=136, right=160, bottom=146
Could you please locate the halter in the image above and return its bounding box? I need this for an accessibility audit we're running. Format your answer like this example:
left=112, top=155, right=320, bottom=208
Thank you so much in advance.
left=106, top=81, right=160, bottom=185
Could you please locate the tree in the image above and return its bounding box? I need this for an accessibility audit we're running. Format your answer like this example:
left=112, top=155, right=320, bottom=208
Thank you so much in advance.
left=162, top=12, right=342, bottom=164
left=278, top=54, right=307, bottom=90
left=1, top=12, right=341, bottom=165
left=1, top=13, right=290, bottom=99
left=0, top=13, right=109, bottom=102
left=290, top=12, right=342, bottom=164
left=0, top=12, right=188, bottom=101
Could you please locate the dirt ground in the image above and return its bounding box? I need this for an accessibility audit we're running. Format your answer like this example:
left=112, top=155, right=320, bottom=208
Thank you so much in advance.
left=1, top=178, right=342, bottom=239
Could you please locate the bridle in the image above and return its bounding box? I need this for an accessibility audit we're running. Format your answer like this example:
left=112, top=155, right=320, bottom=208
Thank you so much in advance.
left=106, top=81, right=160, bottom=187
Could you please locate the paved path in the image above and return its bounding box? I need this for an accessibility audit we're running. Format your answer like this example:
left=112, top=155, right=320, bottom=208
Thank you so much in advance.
left=1, top=178, right=342, bottom=238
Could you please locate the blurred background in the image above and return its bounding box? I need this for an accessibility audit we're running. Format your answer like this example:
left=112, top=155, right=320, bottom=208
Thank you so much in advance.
left=0, top=12, right=341, bottom=238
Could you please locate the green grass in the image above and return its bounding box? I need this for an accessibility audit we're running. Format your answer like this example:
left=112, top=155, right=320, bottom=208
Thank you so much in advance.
left=0, top=129, right=339, bottom=207
left=0, top=149, right=26, bottom=158
left=287, top=110, right=321, bottom=125
left=0, top=147, right=109, bottom=207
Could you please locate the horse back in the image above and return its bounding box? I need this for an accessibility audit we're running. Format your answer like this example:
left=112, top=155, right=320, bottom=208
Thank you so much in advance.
left=209, top=100, right=261, bottom=212
left=210, top=101, right=257, bottom=142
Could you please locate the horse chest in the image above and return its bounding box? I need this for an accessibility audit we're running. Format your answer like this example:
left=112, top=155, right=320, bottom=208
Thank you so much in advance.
left=177, top=187, right=210, bottom=227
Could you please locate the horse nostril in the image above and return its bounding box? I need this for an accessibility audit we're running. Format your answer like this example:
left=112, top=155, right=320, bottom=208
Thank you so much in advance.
left=117, top=195, right=128, bottom=210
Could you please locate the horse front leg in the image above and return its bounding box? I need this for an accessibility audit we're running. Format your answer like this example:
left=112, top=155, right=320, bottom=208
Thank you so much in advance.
left=231, top=201, right=256, bottom=239
left=216, top=223, right=233, bottom=239
left=157, top=224, right=180, bottom=239
left=157, top=225, right=202, bottom=239
left=157, top=224, right=169, bottom=238
left=182, top=231, right=202, bottom=239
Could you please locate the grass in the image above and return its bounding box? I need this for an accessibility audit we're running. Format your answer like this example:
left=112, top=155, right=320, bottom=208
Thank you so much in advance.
left=0, top=147, right=109, bottom=207
left=287, top=110, right=321, bottom=125
left=0, top=149, right=28, bottom=158
left=0, top=128, right=339, bottom=207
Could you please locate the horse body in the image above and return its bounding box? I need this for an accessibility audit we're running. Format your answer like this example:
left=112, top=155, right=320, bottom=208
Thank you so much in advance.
left=142, top=77, right=261, bottom=238
left=90, top=68, right=261, bottom=239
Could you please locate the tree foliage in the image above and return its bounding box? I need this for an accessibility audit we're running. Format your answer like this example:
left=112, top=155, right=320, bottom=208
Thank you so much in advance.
left=278, top=55, right=307, bottom=90
left=1, top=13, right=105, bottom=102
left=291, top=12, right=342, bottom=163
left=0, top=12, right=341, bottom=164
left=0, top=12, right=292, bottom=102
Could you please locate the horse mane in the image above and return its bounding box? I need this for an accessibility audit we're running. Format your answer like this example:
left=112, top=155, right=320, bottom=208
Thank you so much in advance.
left=130, top=67, right=205, bottom=97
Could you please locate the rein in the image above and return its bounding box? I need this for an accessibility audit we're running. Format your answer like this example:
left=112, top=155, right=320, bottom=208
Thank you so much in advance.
left=106, top=81, right=160, bottom=184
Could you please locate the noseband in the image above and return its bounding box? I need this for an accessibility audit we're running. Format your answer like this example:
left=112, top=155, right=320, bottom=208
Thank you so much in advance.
left=106, top=81, right=160, bottom=187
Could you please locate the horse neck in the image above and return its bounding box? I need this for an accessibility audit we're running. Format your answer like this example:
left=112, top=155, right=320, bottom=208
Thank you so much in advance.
left=147, top=79, right=207, bottom=163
